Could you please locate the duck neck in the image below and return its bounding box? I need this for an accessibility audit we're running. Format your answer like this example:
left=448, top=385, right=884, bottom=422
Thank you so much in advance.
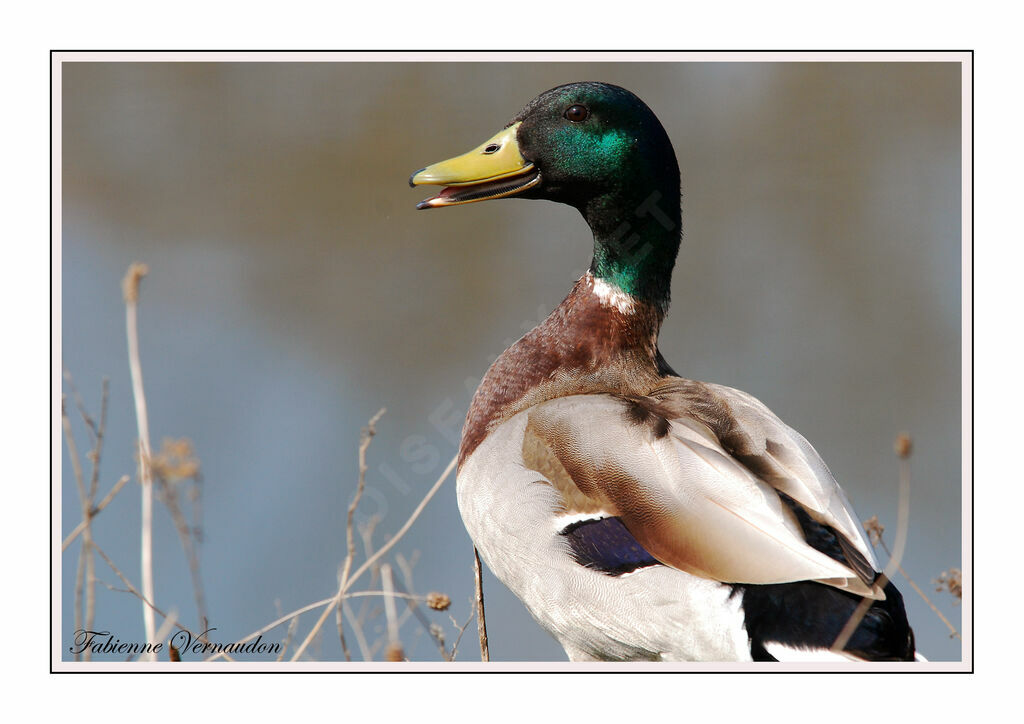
left=459, top=271, right=671, bottom=468
left=584, top=185, right=681, bottom=311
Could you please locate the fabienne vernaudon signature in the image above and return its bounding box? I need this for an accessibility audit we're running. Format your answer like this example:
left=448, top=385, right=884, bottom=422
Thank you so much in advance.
left=70, top=628, right=282, bottom=659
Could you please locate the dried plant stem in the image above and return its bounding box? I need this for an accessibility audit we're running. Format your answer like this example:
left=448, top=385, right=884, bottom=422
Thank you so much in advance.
left=876, top=533, right=961, bottom=639
left=73, top=544, right=86, bottom=660
left=92, top=539, right=233, bottom=661
left=342, top=601, right=373, bottom=661
left=474, top=546, right=489, bottom=662
left=354, top=518, right=381, bottom=636
left=289, top=453, right=457, bottom=661
left=86, top=380, right=108, bottom=501
left=84, top=543, right=96, bottom=655
left=157, top=479, right=208, bottom=632
left=336, top=604, right=351, bottom=662
left=62, top=397, right=88, bottom=660
left=152, top=610, right=179, bottom=652
left=83, top=381, right=108, bottom=649
left=62, top=475, right=131, bottom=552
left=339, top=409, right=386, bottom=588
left=448, top=608, right=476, bottom=661
left=123, top=263, right=156, bottom=657
left=203, top=597, right=334, bottom=661
left=60, top=400, right=85, bottom=504
left=63, top=375, right=114, bottom=661
left=391, top=560, right=448, bottom=660
left=336, top=408, right=386, bottom=659
left=343, top=590, right=426, bottom=602
left=203, top=574, right=435, bottom=661
left=347, top=455, right=457, bottom=604
left=381, top=564, right=403, bottom=660
left=276, top=616, right=300, bottom=662
left=350, top=520, right=380, bottom=660
left=832, top=442, right=912, bottom=655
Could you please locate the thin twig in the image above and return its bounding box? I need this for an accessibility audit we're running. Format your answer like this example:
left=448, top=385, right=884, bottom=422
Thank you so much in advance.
left=87, top=379, right=109, bottom=501
left=61, top=397, right=87, bottom=520
left=62, top=475, right=131, bottom=552
left=62, top=370, right=99, bottom=446
left=343, top=590, right=427, bottom=601
left=875, top=532, right=961, bottom=640
left=381, top=564, right=403, bottom=661
left=84, top=380, right=108, bottom=646
left=166, top=493, right=208, bottom=632
left=92, top=539, right=233, bottom=661
left=394, top=553, right=437, bottom=659
left=63, top=374, right=110, bottom=661
left=346, top=454, right=458, bottom=604
left=211, top=589, right=437, bottom=663
left=203, top=598, right=334, bottom=661
left=336, top=408, right=386, bottom=660
left=832, top=435, right=912, bottom=655
left=352, top=519, right=380, bottom=660
left=340, top=518, right=380, bottom=661
left=393, top=594, right=417, bottom=633
left=342, top=601, right=374, bottom=661
left=152, top=448, right=209, bottom=633
left=62, top=396, right=88, bottom=660
left=336, top=601, right=351, bottom=662
left=152, top=610, right=179, bottom=661
left=354, top=517, right=381, bottom=636
left=277, top=616, right=299, bottom=662
left=73, top=542, right=86, bottom=661
left=289, top=453, right=457, bottom=661
left=448, top=608, right=476, bottom=662
left=391, top=562, right=449, bottom=660
left=474, top=546, right=490, bottom=662
left=123, top=262, right=157, bottom=658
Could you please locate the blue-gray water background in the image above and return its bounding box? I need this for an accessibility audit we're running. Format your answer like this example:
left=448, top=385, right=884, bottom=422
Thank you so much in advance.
left=60, top=61, right=963, bottom=662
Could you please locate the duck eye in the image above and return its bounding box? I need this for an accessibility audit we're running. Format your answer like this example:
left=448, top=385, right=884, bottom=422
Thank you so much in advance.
left=564, top=104, right=589, bottom=123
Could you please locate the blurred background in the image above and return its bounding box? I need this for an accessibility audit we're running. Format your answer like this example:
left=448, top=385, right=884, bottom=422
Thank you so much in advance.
left=60, top=60, right=963, bottom=662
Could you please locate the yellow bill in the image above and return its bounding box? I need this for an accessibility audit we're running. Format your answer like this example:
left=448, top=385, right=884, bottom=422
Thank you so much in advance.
left=410, top=122, right=541, bottom=209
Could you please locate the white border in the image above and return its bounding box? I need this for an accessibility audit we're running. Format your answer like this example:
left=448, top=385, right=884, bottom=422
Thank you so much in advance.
left=51, top=49, right=972, bottom=674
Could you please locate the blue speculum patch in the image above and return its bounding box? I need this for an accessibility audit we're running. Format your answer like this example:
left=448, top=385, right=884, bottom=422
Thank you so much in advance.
left=561, top=516, right=661, bottom=576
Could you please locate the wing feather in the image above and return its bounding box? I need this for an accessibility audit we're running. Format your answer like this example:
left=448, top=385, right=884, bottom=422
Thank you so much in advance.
left=525, top=392, right=882, bottom=598
left=651, top=380, right=880, bottom=572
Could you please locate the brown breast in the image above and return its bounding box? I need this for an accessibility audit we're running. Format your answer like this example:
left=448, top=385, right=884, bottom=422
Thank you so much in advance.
left=458, top=273, right=671, bottom=467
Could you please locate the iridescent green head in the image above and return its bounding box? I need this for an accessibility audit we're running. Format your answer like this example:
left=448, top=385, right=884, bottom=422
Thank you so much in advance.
left=412, top=82, right=682, bottom=305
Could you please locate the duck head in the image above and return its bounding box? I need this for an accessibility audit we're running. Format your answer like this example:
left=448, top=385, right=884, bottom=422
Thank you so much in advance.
left=411, top=82, right=682, bottom=306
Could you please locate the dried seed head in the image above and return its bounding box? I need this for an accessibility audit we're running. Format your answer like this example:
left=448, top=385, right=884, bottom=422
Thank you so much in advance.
left=122, top=262, right=149, bottom=303
left=934, top=568, right=962, bottom=602
left=149, top=437, right=201, bottom=481
left=894, top=433, right=913, bottom=459
left=863, top=515, right=885, bottom=546
left=426, top=592, right=451, bottom=611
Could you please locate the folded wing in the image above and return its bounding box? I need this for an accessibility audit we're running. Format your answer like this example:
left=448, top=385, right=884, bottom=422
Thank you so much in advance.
left=524, top=387, right=883, bottom=598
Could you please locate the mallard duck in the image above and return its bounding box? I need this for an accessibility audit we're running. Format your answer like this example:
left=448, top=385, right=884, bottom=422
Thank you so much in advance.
left=410, top=81, right=916, bottom=662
